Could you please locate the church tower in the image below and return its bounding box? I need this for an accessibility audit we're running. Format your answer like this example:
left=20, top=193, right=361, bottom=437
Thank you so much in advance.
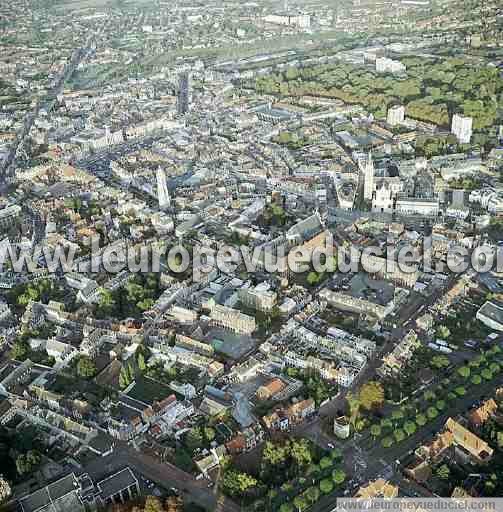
left=156, top=166, right=171, bottom=211
left=362, top=152, right=374, bottom=201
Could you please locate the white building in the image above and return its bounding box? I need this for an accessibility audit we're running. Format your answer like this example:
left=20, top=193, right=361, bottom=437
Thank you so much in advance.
left=151, top=212, right=174, bottom=235
left=156, top=167, right=171, bottom=211
left=477, top=301, right=503, bottom=332
left=372, top=178, right=402, bottom=213
left=46, top=339, right=74, bottom=360
left=209, top=304, right=256, bottom=335
left=0, top=302, right=12, bottom=323
left=170, top=381, right=196, bottom=400
left=238, top=282, right=277, bottom=312
left=376, top=57, right=406, bottom=74
left=395, top=197, right=440, bottom=216
left=469, top=188, right=503, bottom=214
left=168, top=305, right=198, bottom=323
left=360, top=152, right=375, bottom=201
left=0, top=205, right=21, bottom=228
left=263, top=13, right=311, bottom=28
left=387, top=105, right=405, bottom=126
left=451, top=114, right=473, bottom=144
left=175, top=334, right=214, bottom=357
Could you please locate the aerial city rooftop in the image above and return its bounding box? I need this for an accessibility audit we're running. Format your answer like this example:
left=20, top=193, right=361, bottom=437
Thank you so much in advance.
left=0, top=0, right=503, bottom=511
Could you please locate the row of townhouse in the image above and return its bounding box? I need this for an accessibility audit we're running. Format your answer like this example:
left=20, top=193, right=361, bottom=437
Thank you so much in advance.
left=287, top=322, right=368, bottom=370
left=377, top=330, right=421, bottom=377
left=261, top=398, right=316, bottom=432
left=107, top=393, right=195, bottom=441
left=282, top=350, right=356, bottom=387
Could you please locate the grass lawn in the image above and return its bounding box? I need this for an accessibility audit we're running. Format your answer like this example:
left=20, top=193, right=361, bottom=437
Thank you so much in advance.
left=127, top=375, right=174, bottom=404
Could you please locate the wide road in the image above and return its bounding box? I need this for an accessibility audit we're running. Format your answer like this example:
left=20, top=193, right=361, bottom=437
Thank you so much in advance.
left=0, top=39, right=94, bottom=181
left=364, top=373, right=503, bottom=464
left=83, top=443, right=240, bottom=512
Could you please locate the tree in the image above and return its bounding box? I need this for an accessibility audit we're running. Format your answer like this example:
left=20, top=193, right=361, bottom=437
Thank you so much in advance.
left=454, top=386, right=466, bottom=396
left=119, top=366, right=130, bottom=389
left=404, top=421, right=417, bottom=436
left=431, top=355, right=450, bottom=369
left=346, top=393, right=361, bottom=425
left=423, top=390, right=436, bottom=402
left=77, top=356, right=97, bottom=378
left=416, top=414, right=427, bottom=427
left=435, top=400, right=446, bottom=411
left=285, top=67, right=300, bottom=81
left=307, top=272, right=321, bottom=286
left=319, top=478, right=333, bottom=494
left=185, top=428, right=204, bottom=452
left=332, top=468, right=346, bottom=485
left=381, top=436, right=394, bottom=448
left=359, top=381, right=384, bottom=411
left=394, top=429, right=406, bottom=443
left=0, top=476, right=11, bottom=504
left=204, top=427, right=216, bottom=443
left=174, top=448, right=193, bottom=473
left=355, top=419, right=366, bottom=432
left=97, top=288, right=115, bottom=316
left=262, top=441, right=287, bottom=466
left=291, top=439, right=312, bottom=469
left=469, top=358, right=482, bottom=368
left=137, top=352, right=146, bottom=372
left=280, top=504, right=294, bottom=512
left=490, top=345, right=501, bottom=356
left=16, top=450, right=41, bottom=475
left=305, top=486, right=320, bottom=504
left=381, top=418, right=393, bottom=431
left=144, top=496, right=164, bottom=512
left=319, top=457, right=332, bottom=470
left=489, top=362, right=500, bottom=374
left=481, top=369, right=493, bottom=380
left=11, top=339, right=29, bottom=361
left=222, top=469, right=258, bottom=497
left=137, top=298, right=155, bottom=312
left=330, top=447, right=343, bottom=462
left=392, top=409, right=404, bottom=422
left=437, top=326, right=451, bottom=339
left=427, top=407, right=439, bottom=419
left=293, top=495, right=308, bottom=511
left=471, top=374, right=482, bottom=385
left=165, top=496, right=183, bottom=512
left=458, top=366, right=470, bottom=379
left=277, top=131, right=293, bottom=145
left=436, top=464, right=450, bottom=480
left=370, top=424, right=382, bottom=439
left=126, top=363, right=135, bottom=382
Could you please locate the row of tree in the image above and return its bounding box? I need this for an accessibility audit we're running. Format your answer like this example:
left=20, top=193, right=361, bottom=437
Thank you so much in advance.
left=249, top=56, right=503, bottom=139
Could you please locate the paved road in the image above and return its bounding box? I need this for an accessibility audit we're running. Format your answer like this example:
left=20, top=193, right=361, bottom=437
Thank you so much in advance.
left=294, top=368, right=503, bottom=512
left=83, top=444, right=239, bottom=512
left=1, top=41, right=94, bottom=181
left=364, top=374, right=503, bottom=464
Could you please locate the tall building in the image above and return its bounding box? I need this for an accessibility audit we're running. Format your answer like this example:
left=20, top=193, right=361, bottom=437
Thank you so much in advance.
left=362, top=152, right=374, bottom=201
left=209, top=304, right=256, bottom=335
left=238, top=282, right=277, bottom=312
left=263, top=13, right=311, bottom=28
left=451, top=114, right=473, bottom=144
left=387, top=105, right=405, bottom=126
left=156, top=166, right=170, bottom=211
left=177, top=72, right=191, bottom=115
left=375, top=57, right=406, bottom=74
